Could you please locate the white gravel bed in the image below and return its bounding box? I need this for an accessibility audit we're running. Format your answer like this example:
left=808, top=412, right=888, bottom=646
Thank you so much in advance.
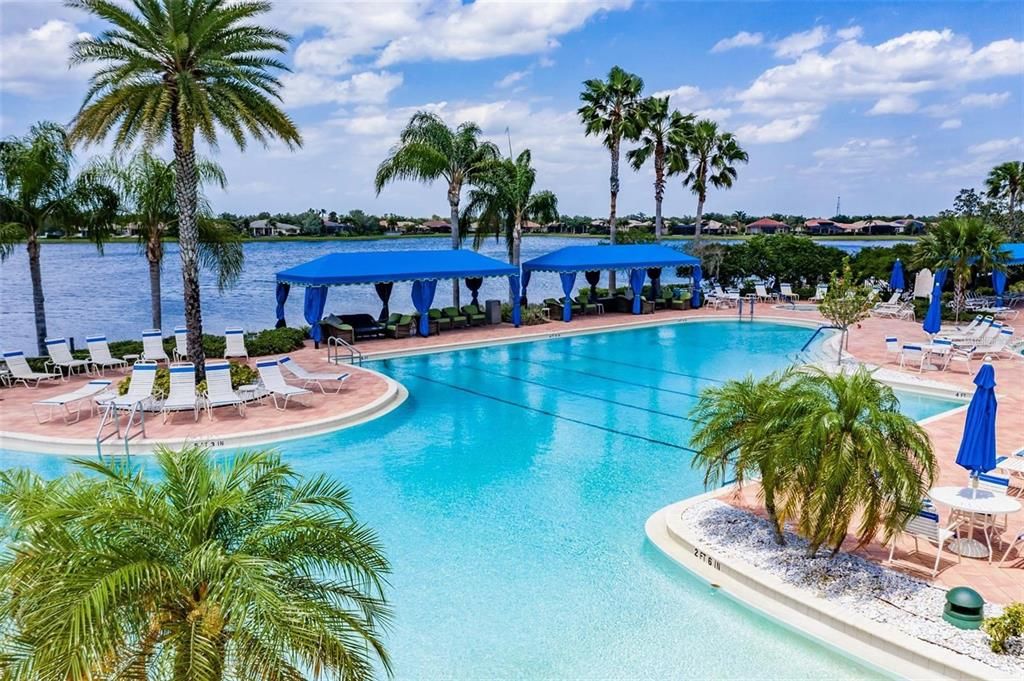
left=680, top=500, right=1023, bottom=675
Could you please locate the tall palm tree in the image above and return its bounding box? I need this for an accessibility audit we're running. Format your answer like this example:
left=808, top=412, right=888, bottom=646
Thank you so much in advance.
left=781, top=368, right=936, bottom=557
left=69, top=0, right=302, bottom=375
left=689, top=370, right=800, bottom=545
left=673, top=119, right=748, bottom=244
left=626, top=96, right=693, bottom=240
left=462, top=149, right=559, bottom=266
left=0, top=446, right=391, bottom=680
left=0, top=122, right=118, bottom=354
left=578, top=65, right=645, bottom=289
left=912, top=216, right=1007, bottom=319
left=375, top=112, right=499, bottom=307
left=92, top=150, right=243, bottom=329
left=985, top=160, right=1023, bottom=235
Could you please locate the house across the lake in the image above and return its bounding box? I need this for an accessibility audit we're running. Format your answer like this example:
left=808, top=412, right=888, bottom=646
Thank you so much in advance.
left=745, top=218, right=790, bottom=234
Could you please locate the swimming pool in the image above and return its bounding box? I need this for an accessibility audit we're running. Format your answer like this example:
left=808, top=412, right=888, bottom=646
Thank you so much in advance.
left=0, top=321, right=963, bottom=678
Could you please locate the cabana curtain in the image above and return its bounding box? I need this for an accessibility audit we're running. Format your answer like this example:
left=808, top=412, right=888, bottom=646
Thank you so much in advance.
left=509, top=274, right=521, bottom=326
left=691, top=265, right=702, bottom=308
left=466, top=277, right=483, bottom=306
left=559, top=272, right=576, bottom=322
left=411, top=280, right=438, bottom=336
left=585, top=270, right=601, bottom=302
left=374, top=282, right=394, bottom=322
left=304, top=286, right=328, bottom=343
left=629, top=269, right=645, bottom=314
left=275, top=282, right=290, bottom=328
left=993, top=269, right=1007, bottom=306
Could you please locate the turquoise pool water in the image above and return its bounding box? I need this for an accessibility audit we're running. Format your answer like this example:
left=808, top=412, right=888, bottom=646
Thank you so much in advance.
left=0, top=321, right=963, bottom=678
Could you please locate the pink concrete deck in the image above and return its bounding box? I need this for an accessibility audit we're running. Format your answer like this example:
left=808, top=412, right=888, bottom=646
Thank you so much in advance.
left=1, top=305, right=1022, bottom=599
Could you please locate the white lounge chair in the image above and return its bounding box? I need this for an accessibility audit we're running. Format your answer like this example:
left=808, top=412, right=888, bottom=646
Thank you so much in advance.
left=2, top=351, right=61, bottom=387
left=940, top=316, right=993, bottom=342
left=884, top=337, right=901, bottom=363
left=1001, top=530, right=1024, bottom=564
left=928, top=339, right=954, bottom=370
left=888, top=509, right=961, bottom=576
left=995, top=449, right=1024, bottom=497
left=810, top=284, right=828, bottom=301
left=256, top=359, right=311, bottom=410
left=44, top=337, right=91, bottom=380
left=32, top=379, right=113, bottom=424
left=98, top=361, right=159, bottom=411
left=899, top=344, right=927, bottom=372
left=945, top=345, right=976, bottom=373
left=86, top=335, right=129, bottom=375
left=779, top=283, right=799, bottom=301
left=173, top=326, right=188, bottom=361
left=161, top=362, right=199, bottom=423
left=203, top=361, right=245, bottom=420
left=224, top=327, right=248, bottom=359
left=754, top=284, right=776, bottom=302
left=279, top=356, right=350, bottom=394
left=142, top=329, right=170, bottom=363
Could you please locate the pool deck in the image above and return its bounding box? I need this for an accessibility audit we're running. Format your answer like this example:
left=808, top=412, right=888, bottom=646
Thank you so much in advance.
left=1, top=304, right=1022, bottom=600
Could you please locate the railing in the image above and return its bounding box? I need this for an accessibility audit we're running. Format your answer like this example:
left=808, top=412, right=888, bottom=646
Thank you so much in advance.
left=95, top=399, right=147, bottom=460
left=327, top=335, right=364, bottom=366
left=737, top=296, right=755, bottom=321
left=800, top=325, right=843, bottom=352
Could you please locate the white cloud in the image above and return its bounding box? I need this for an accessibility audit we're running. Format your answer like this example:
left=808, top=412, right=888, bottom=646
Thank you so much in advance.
left=651, top=85, right=710, bottom=108
left=0, top=20, right=89, bottom=95
left=810, top=137, right=916, bottom=175
left=867, top=94, right=919, bottom=115
left=940, top=118, right=962, bottom=129
left=836, top=26, right=864, bottom=41
left=773, top=26, right=829, bottom=58
left=735, top=115, right=818, bottom=144
left=282, top=71, right=404, bottom=108
left=967, top=137, right=1023, bottom=157
left=960, top=91, right=1011, bottom=108
left=537, top=56, right=556, bottom=68
left=694, top=107, right=733, bottom=122
left=711, top=31, right=764, bottom=53
left=496, top=70, right=530, bottom=88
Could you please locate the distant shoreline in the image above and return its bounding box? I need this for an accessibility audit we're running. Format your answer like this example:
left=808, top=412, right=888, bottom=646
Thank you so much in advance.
left=32, top=233, right=919, bottom=245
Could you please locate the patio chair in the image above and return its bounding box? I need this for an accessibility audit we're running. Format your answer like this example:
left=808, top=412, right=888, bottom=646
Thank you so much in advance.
left=256, top=359, right=312, bottom=410
left=1001, top=530, right=1024, bottom=564
left=884, top=337, right=901, bottom=363
left=428, top=308, right=452, bottom=331
left=32, top=379, right=112, bottom=424
left=928, top=339, right=954, bottom=370
left=203, top=361, right=245, bottom=420
left=384, top=313, right=415, bottom=338
left=442, top=307, right=468, bottom=328
left=940, top=316, right=994, bottom=342
left=224, top=327, right=248, bottom=359
left=899, top=344, right=927, bottom=372
left=944, top=345, right=976, bottom=374
left=44, top=338, right=91, bottom=379
left=543, top=298, right=565, bottom=318
left=754, top=284, right=776, bottom=302
left=2, top=351, right=61, bottom=387
left=320, top=315, right=356, bottom=344
left=279, top=356, right=350, bottom=394
left=86, top=335, right=128, bottom=375
left=99, top=361, right=159, bottom=411
left=887, top=509, right=961, bottom=576
left=161, top=362, right=200, bottom=423
left=995, top=449, right=1024, bottom=497
left=141, top=329, right=170, bottom=363
left=810, top=284, right=828, bottom=301
left=172, top=326, right=188, bottom=361
left=0, top=364, right=11, bottom=387
left=461, top=304, right=487, bottom=326
left=779, top=283, right=799, bottom=301
left=574, top=296, right=599, bottom=315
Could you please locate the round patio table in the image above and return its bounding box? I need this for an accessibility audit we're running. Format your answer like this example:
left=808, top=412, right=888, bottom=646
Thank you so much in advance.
left=928, top=486, right=1021, bottom=558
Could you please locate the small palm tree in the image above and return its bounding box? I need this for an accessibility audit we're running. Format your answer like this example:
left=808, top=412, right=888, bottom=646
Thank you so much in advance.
left=93, top=150, right=243, bottom=329
left=626, top=96, right=694, bottom=240
left=673, top=119, right=748, bottom=243
left=781, top=368, right=936, bottom=557
left=689, top=370, right=799, bottom=545
left=578, top=65, right=645, bottom=289
left=0, top=121, right=118, bottom=354
left=69, top=0, right=302, bottom=374
left=985, top=161, right=1023, bottom=235
left=0, top=446, right=391, bottom=680
left=912, top=216, right=1007, bottom=319
left=375, top=112, right=499, bottom=307
left=462, top=149, right=558, bottom=266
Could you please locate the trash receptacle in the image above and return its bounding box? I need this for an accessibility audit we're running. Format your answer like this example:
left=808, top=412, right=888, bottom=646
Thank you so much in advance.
left=943, top=586, right=984, bottom=629
left=485, top=299, right=502, bottom=324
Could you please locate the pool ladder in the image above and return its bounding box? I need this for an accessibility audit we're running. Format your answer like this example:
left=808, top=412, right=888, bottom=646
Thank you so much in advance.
left=737, top=296, right=755, bottom=321
left=327, top=336, right=364, bottom=366
left=95, top=399, right=147, bottom=460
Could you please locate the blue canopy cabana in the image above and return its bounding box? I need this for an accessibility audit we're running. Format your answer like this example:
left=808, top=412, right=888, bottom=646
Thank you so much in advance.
left=275, top=250, right=520, bottom=340
left=993, top=243, right=1024, bottom=305
left=520, top=245, right=702, bottom=321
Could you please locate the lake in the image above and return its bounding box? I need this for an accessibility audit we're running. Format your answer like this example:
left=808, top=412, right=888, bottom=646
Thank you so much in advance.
left=0, top=236, right=902, bottom=351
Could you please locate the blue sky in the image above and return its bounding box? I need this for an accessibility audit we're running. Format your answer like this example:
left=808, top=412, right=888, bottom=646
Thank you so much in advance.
left=1, top=0, right=1022, bottom=219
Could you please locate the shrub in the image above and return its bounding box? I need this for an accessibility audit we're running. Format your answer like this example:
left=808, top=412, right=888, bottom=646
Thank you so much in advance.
left=501, top=303, right=550, bottom=326
left=244, top=327, right=306, bottom=357
left=982, top=603, right=1024, bottom=653
left=116, top=361, right=258, bottom=396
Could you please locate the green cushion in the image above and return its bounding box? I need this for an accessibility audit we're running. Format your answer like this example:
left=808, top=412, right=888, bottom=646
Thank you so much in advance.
left=387, top=313, right=401, bottom=324
left=428, top=309, right=442, bottom=320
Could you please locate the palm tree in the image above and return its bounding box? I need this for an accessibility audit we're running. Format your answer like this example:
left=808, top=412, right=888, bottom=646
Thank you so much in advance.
left=985, top=161, right=1023, bottom=235
left=69, top=0, right=302, bottom=375
left=0, top=122, right=118, bottom=354
left=689, top=370, right=800, bottom=545
left=578, top=65, right=645, bottom=289
left=912, top=216, right=1008, bottom=319
left=0, top=446, right=391, bottom=680
left=673, top=119, right=748, bottom=244
left=462, top=149, right=559, bottom=266
left=626, top=96, right=693, bottom=240
left=375, top=112, right=500, bottom=307
left=781, top=368, right=936, bottom=557
left=92, top=151, right=243, bottom=329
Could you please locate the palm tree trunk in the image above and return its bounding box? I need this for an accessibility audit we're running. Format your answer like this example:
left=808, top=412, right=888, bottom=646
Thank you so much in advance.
left=448, top=188, right=461, bottom=309
left=147, top=234, right=163, bottom=329
left=654, top=144, right=665, bottom=241
left=764, top=486, right=785, bottom=546
left=26, top=231, right=48, bottom=356
left=694, top=192, right=706, bottom=245
left=512, top=221, right=523, bottom=267
left=953, top=276, right=965, bottom=322
left=171, top=116, right=206, bottom=375
left=608, top=138, right=619, bottom=291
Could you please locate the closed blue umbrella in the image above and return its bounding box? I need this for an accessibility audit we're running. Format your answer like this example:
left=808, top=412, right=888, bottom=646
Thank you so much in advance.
left=954, top=363, right=998, bottom=479
left=922, top=280, right=943, bottom=335
left=889, top=258, right=905, bottom=291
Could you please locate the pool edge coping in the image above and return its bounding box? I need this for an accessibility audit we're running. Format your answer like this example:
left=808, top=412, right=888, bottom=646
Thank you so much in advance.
left=645, top=488, right=1014, bottom=681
